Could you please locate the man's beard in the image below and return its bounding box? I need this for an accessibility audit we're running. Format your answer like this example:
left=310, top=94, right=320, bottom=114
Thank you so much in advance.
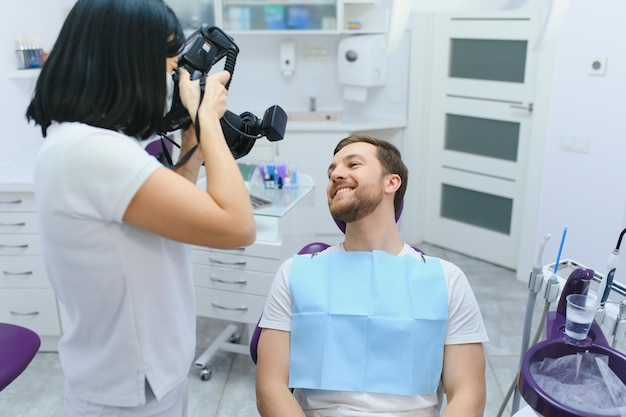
left=329, top=184, right=383, bottom=224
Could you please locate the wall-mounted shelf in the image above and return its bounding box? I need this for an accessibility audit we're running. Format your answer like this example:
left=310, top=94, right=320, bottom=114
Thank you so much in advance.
left=8, top=69, right=41, bottom=79
left=170, top=0, right=387, bottom=34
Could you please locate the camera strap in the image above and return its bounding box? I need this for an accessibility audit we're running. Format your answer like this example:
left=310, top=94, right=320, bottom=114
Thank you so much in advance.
left=155, top=134, right=199, bottom=171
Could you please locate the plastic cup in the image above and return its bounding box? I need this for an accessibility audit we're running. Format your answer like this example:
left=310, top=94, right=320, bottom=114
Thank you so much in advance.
left=565, top=294, right=597, bottom=340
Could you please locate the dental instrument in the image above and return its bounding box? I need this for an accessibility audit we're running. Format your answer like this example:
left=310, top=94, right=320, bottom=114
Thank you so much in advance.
left=597, top=227, right=626, bottom=308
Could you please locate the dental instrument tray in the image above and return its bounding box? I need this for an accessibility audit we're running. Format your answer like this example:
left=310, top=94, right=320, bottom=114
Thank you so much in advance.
left=250, top=194, right=272, bottom=210
left=547, top=259, right=626, bottom=297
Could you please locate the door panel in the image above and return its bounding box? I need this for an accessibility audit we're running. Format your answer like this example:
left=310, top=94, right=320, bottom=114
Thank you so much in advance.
left=425, top=12, right=539, bottom=269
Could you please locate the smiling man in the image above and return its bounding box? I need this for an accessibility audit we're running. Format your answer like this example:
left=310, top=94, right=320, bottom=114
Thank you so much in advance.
left=255, top=134, right=488, bottom=417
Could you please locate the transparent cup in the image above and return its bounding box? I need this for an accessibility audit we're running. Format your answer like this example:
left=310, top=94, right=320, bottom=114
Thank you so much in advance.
left=565, top=294, right=597, bottom=340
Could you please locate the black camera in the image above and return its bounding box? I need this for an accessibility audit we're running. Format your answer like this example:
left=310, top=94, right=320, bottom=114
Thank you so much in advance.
left=160, top=25, right=287, bottom=160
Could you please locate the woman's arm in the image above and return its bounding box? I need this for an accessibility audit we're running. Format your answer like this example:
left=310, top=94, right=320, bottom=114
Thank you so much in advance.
left=173, top=127, right=204, bottom=182
left=123, top=70, right=255, bottom=249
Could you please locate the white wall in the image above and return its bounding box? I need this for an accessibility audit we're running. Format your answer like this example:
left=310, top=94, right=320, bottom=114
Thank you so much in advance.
left=535, top=0, right=626, bottom=279
left=0, top=1, right=409, bottom=162
left=218, top=33, right=410, bottom=122
left=1, top=0, right=75, bottom=161
left=10, top=0, right=624, bottom=284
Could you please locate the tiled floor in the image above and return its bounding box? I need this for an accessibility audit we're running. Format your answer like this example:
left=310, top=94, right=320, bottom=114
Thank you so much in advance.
left=1, top=242, right=547, bottom=417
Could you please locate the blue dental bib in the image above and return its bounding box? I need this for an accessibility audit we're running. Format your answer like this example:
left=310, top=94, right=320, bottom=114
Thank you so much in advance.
left=288, top=250, right=448, bottom=396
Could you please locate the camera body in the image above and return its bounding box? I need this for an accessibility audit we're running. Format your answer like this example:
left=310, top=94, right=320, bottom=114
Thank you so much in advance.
left=161, top=25, right=287, bottom=160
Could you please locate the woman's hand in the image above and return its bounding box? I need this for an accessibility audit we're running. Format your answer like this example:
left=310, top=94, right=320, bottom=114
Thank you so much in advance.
left=197, top=70, right=231, bottom=121
left=177, top=68, right=201, bottom=122
left=178, top=69, right=230, bottom=125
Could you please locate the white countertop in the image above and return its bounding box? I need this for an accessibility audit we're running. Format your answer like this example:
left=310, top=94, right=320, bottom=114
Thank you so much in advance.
left=285, top=111, right=406, bottom=133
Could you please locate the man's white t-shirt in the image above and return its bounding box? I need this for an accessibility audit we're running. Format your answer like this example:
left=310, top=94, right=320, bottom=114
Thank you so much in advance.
left=260, top=243, right=489, bottom=417
left=35, top=123, right=196, bottom=407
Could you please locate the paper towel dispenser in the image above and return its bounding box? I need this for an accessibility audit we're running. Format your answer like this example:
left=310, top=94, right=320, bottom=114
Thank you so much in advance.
left=337, top=35, right=388, bottom=87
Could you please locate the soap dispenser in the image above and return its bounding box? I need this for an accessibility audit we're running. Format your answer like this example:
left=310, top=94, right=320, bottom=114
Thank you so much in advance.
left=280, top=40, right=296, bottom=77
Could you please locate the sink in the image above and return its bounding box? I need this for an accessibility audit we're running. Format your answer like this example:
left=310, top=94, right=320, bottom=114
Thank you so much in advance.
left=287, top=111, right=340, bottom=123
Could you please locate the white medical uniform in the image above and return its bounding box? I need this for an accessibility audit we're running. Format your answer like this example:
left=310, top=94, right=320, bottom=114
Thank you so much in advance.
left=35, top=123, right=196, bottom=408
left=260, top=243, right=489, bottom=417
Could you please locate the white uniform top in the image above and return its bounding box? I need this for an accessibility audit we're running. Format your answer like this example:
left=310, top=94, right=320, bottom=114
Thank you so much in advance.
left=260, top=243, right=489, bottom=417
left=35, top=123, right=196, bottom=407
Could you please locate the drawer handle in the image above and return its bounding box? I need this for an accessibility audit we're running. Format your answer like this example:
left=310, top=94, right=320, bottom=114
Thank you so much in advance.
left=210, top=302, right=248, bottom=312
left=208, top=257, right=247, bottom=266
left=210, top=275, right=247, bottom=285
left=0, top=222, right=26, bottom=227
left=0, top=243, right=29, bottom=249
left=0, top=199, right=22, bottom=205
left=10, top=310, right=40, bottom=316
left=3, top=270, right=33, bottom=276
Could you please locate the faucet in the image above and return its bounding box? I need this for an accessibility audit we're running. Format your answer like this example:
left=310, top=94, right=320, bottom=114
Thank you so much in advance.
left=309, top=96, right=316, bottom=112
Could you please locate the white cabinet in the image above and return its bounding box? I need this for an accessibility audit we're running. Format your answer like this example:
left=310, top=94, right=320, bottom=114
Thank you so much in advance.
left=170, top=0, right=388, bottom=34
left=0, top=150, right=63, bottom=352
left=192, top=245, right=277, bottom=324
left=192, top=179, right=315, bottom=370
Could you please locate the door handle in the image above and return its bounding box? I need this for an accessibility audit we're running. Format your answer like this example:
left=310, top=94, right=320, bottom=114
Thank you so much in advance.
left=510, top=103, right=533, bottom=113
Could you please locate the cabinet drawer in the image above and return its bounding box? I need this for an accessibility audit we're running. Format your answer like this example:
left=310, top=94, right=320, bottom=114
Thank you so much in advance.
left=0, top=288, right=61, bottom=336
left=0, top=212, right=38, bottom=234
left=0, top=193, right=35, bottom=212
left=194, top=240, right=283, bottom=260
left=195, top=287, right=266, bottom=324
left=193, top=264, right=273, bottom=296
left=0, top=235, right=41, bottom=256
left=192, top=250, right=279, bottom=273
left=0, top=256, right=48, bottom=288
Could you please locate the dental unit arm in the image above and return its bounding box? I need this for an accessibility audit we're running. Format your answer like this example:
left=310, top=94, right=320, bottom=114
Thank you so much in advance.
left=540, top=260, right=626, bottom=347
left=502, top=227, right=626, bottom=416
left=532, top=227, right=626, bottom=349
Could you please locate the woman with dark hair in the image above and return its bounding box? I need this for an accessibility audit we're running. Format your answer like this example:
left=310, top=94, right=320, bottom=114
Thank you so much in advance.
left=26, top=0, right=256, bottom=415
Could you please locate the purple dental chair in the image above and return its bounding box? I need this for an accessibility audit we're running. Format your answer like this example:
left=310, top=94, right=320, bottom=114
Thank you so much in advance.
left=249, top=201, right=424, bottom=364
left=0, top=323, right=41, bottom=392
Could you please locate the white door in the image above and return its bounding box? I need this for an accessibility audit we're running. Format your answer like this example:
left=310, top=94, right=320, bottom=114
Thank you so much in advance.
left=424, top=12, right=540, bottom=269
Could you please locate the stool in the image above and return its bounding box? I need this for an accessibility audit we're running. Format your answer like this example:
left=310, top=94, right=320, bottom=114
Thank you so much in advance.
left=0, top=323, right=41, bottom=391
